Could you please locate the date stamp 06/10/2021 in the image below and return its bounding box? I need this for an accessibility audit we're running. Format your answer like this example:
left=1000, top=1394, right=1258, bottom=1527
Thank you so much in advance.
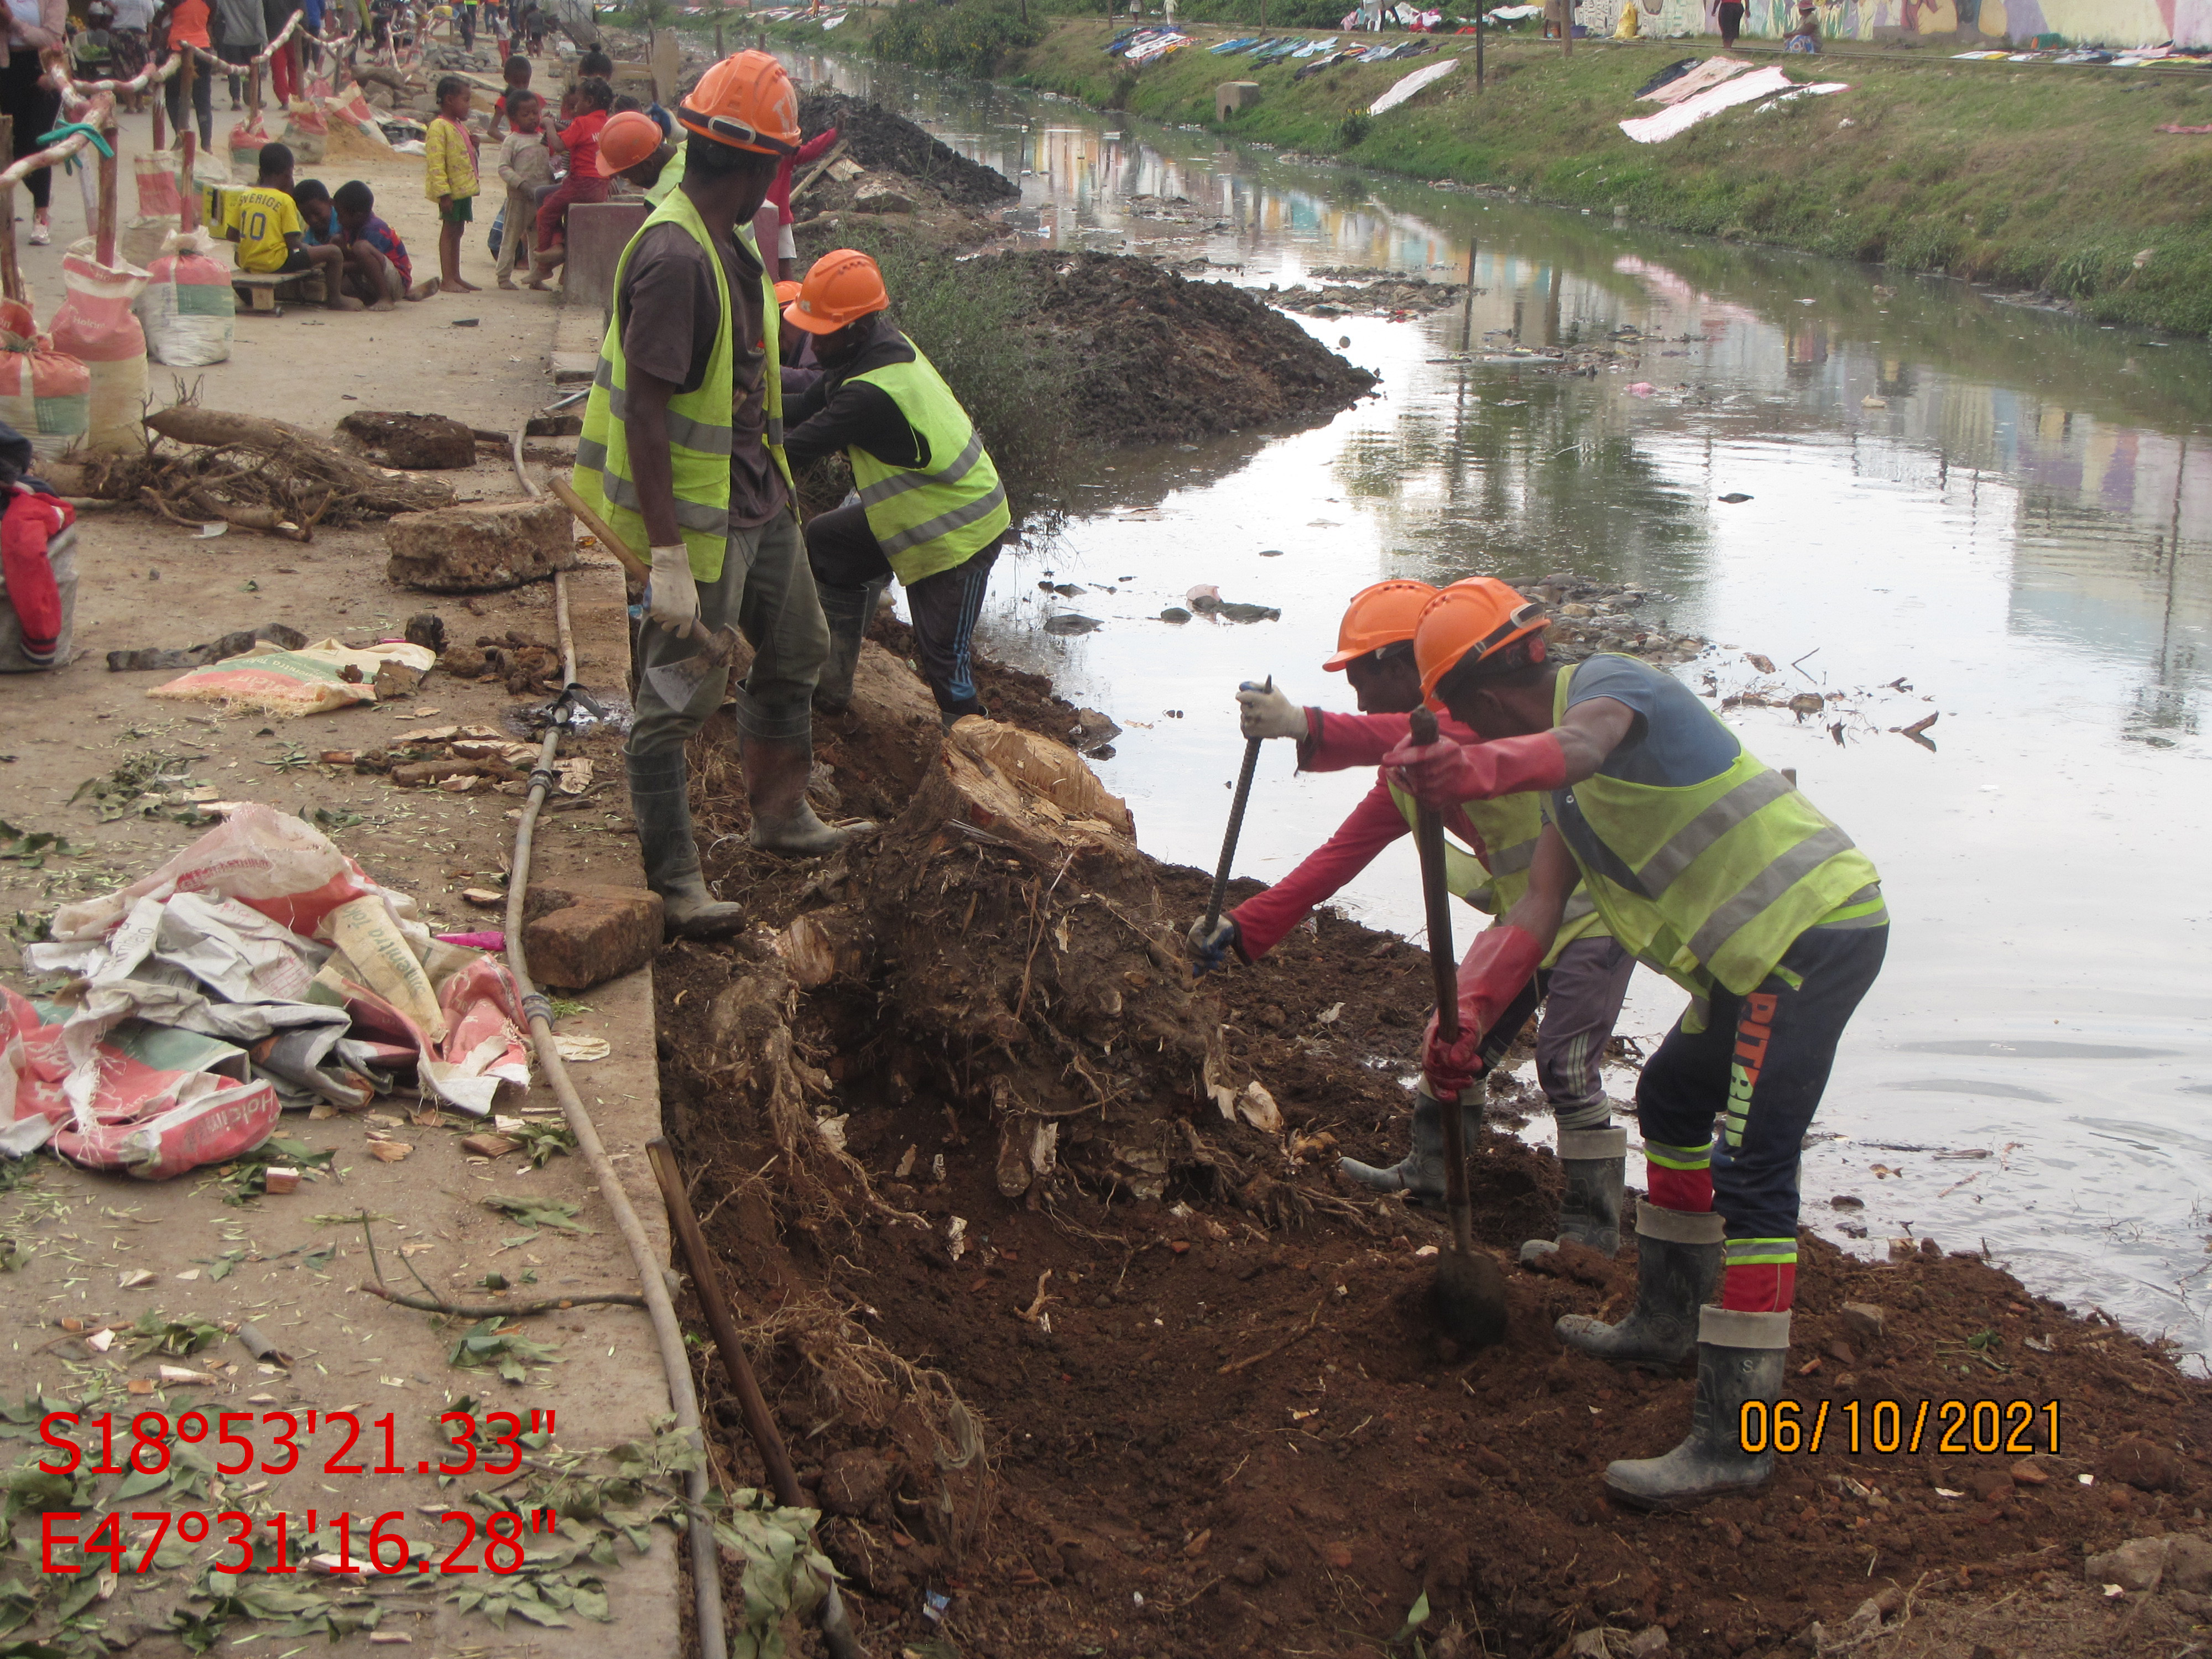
left=1737, top=1396, right=2065, bottom=1458
left=30, top=1406, right=564, bottom=1578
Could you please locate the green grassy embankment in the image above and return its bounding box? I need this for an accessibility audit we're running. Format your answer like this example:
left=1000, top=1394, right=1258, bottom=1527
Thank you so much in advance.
left=754, top=9, right=2212, bottom=336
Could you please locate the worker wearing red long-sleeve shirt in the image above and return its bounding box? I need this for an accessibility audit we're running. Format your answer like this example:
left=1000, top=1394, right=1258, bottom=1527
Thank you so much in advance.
left=1187, top=581, right=1637, bottom=1260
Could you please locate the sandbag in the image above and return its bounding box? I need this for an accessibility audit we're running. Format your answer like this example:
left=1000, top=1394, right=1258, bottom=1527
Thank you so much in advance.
left=50, top=246, right=151, bottom=455
left=119, top=216, right=171, bottom=271
left=134, top=144, right=184, bottom=220
left=135, top=227, right=236, bottom=367
left=321, top=82, right=393, bottom=153
left=282, top=103, right=329, bottom=164
left=0, top=300, right=90, bottom=461
left=228, top=116, right=276, bottom=173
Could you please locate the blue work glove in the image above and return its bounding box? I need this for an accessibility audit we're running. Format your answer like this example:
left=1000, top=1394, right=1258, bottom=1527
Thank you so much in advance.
left=1187, top=913, right=1244, bottom=975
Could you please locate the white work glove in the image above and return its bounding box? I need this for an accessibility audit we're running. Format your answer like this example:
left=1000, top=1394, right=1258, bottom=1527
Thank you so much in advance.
left=645, top=543, right=700, bottom=632
left=1237, top=680, right=1308, bottom=742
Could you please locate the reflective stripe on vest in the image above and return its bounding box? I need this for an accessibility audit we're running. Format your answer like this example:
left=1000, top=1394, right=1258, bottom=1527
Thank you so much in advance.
left=571, top=197, right=792, bottom=581
left=847, top=345, right=1011, bottom=585
left=1385, top=780, right=1608, bottom=967
left=1547, top=655, right=1882, bottom=996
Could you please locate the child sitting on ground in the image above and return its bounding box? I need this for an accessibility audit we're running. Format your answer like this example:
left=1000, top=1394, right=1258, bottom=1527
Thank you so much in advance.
left=424, top=74, right=481, bottom=294
left=493, top=90, right=552, bottom=290
left=221, top=143, right=353, bottom=310
left=0, top=419, right=78, bottom=674
left=291, top=177, right=336, bottom=243
left=333, top=179, right=438, bottom=304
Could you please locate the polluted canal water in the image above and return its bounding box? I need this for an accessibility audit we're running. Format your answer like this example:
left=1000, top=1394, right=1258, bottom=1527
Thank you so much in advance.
left=776, top=48, right=2212, bottom=1366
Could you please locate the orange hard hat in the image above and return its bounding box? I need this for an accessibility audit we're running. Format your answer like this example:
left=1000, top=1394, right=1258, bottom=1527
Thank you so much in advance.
left=774, top=279, right=801, bottom=304
left=676, top=49, right=800, bottom=156
left=1323, top=579, right=1438, bottom=671
left=595, top=109, right=665, bottom=178
left=1413, top=578, right=1550, bottom=700
left=782, top=247, right=890, bottom=336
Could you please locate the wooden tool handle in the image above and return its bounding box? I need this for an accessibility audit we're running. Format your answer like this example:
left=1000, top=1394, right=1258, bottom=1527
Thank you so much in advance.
left=1406, top=707, right=1459, bottom=1042
left=549, top=474, right=651, bottom=586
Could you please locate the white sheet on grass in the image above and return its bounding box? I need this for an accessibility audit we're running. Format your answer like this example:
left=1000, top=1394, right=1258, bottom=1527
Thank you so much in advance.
left=1619, top=65, right=1794, bottom=142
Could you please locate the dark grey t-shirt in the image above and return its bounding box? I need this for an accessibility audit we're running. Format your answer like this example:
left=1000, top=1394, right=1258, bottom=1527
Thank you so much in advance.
left=614, top=221, right=787, bottom=531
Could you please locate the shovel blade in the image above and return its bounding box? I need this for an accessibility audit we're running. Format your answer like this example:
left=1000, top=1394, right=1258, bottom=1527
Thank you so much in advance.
left=642, top=625, right=740, bottom=712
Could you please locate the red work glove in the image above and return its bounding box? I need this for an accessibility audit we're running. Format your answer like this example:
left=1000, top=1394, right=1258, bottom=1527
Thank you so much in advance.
left=1421, top=925, right=1545, bottom=1099
left=1383, top=728, right=1569, bottom=810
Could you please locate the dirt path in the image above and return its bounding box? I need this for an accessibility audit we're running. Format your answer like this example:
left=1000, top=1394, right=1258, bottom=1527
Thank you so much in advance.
left=0, top=97, right=686, bottom=1658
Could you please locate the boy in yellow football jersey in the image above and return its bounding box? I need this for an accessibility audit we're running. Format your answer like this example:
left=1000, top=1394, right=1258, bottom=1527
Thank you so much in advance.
left=221, top=143, right=353, bottom=310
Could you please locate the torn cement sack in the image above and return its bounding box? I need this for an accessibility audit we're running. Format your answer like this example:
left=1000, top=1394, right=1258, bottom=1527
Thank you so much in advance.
left=135, top=227, right=235, bottom=369
left=145, top=637, right=437, bottom=717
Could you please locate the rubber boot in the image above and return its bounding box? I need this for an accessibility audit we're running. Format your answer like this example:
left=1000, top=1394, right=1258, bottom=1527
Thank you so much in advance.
left=813, top=578, right=886, bottom=716
left=1604, top=1307, right=1788, bottom=1510
left=626, top=747, right=747, bottom=939
left=738, top=733, right=868, bottom=857
left=1554, top=1199, right=1722, bottom=1368
left=1338, top=1081, right=1482, bottom=1206
left=1519, top=1125, right=1628, bottom=1266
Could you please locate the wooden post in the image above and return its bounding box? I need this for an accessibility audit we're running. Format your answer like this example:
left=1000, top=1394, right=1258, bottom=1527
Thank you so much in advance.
left=0, top=115, right=19, bottom=304
left=1460, top=233, right=1475, bottom=350
left=180, top=132, right=199, bottom=229
left=247, top=59, right=262, bottom=123
left=1563, top=0, right=1573, bottom=54
left=152, top=75, right=167, bottom=150
left=96, top=108, right=119, bottom=267
left=713, top=17, right=723, bottom=54
left=180, top=48, right=197, bottom=146
left=1475, top=6, right=1484, bottom=87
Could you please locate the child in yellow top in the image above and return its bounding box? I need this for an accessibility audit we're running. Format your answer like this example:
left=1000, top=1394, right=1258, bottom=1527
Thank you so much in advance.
left=424, top=74, right=481, bottom=295
left=222, top=142, right=353, bottom=309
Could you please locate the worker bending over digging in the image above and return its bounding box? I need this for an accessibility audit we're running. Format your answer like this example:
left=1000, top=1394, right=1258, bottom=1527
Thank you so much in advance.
left=779, top=249, right=1010, bottom=725
left=1193, top=578, right=1636, bottom=1263
left=573, top=50, right=863, bottom=940
left=1384, top=580, right=1886, bottom=1509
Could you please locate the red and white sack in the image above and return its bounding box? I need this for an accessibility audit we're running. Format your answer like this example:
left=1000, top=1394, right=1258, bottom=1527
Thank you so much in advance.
left=0, top=299, right=90, bottom=461
left=322, top=82, right=392, bottom=150
left=282, top=102, right=329, bottom=164
left=50, top=247, right=152, bottom=454
left=135, top=227, right=235, bottom=367
left=228, top=116, right=276, bottom=173
left=134, top=143, right=184, bottom=220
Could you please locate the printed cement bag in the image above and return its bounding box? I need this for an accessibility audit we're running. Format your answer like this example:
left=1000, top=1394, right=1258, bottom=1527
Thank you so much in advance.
left=321, top=82, right=394, bottom=153
left=145, top=637, right=436, bottom=718
left=135, top=227, right=235, bottom=367
left=281, top=102, right=329, bottom=164
left=0, top=300, right=89, bottom=461
left=134, top=144, right=184, bottom=220
left=49, top=247, right=151, bottom=454
left=228, top=116, right=276, bottom=174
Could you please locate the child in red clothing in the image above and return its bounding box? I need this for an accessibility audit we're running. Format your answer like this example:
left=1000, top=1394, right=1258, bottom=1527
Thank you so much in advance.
left=0, top=420, right=76, bottom=673
left=529, top=74, right=612, bottom=289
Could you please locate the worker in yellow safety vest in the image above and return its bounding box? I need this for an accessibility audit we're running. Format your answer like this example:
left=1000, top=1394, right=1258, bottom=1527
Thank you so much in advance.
left=573, top=51, right=864, bottom=940
left=779, top=249, right=1011, bottom=726
left=1383, top=579, right=1887, bottom=1509
left=1189, top=580, right=1637, bottom=1263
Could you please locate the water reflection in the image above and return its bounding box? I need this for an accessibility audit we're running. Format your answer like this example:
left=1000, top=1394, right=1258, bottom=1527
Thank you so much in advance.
left=770, top=46, right=2212, bottom=1365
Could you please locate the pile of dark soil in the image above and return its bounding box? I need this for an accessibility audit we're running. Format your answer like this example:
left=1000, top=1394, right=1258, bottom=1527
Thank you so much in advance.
left=799, top=90, right=1020, bottom=207
left=655, top=635, right=2212, bottom=1659
left=995, top=250, right=1380, bottom=446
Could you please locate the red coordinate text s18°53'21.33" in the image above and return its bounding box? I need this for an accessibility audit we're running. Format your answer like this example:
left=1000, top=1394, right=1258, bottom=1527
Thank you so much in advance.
left=35, top=1407, right=558, bottom=1478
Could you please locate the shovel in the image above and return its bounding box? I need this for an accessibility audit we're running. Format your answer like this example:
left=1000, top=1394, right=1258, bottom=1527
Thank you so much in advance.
left=1198, top=675, right=1271, bottom=971
left=1407, top=706, right=1510, bottom=1352
left=549, top=476, right=742, bottom=711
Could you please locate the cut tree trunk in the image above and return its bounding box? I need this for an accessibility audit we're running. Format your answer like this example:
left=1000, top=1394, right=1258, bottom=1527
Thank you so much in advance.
left=144, top=407, right=456, bottom=516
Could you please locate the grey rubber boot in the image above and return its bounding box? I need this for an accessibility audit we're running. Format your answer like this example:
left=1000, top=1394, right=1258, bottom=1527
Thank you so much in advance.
left=1338, top=1081, right=1482, bottom=1205
left=1519, top=1125, right=1629, bottom=1266
left=813, top=578, right=886, bottom=716
left=626, top=747, right=747, bottom=939
left=1604, top=1307, right=1788, bottom=1510
left=738, top=733, right=865, bottom=857
left=1555, top=1199, right=1722, bottom=1368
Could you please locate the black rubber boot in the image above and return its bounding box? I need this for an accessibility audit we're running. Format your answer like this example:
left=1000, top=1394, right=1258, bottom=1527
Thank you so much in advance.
left=738, top=732, right=863, bottom=858
left=626, top=747, right=746, bottom=939
left=813, top=578, right=885, bottom=716
left=1554, top=1199, right=1722, bottom=1368
left=1604, top=1307, right=1788, bottom=1510
left=1338, top=1082, right=1482, bottom=1206
left=1519, top=1125, right=1627, bottom=1266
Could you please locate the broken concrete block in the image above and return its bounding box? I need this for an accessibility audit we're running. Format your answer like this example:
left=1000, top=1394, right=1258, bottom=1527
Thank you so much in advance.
left=1838, top=1301, right=1886, bottom=1347
left=2164, top=1533, right=2212, bottom=1594
left=520, top=883, right=664, bottom=990
left=2085, top=1535, right=2167, bottom=1592
left=373, top=657, right=424, bottom=700
left=385, top=497, right=578, bottom=593
left=1215, top=80, right=1260, bottom=121
left=854, top=189, right=912, bottom=215
left=337, top=410, right=478, bottom=469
